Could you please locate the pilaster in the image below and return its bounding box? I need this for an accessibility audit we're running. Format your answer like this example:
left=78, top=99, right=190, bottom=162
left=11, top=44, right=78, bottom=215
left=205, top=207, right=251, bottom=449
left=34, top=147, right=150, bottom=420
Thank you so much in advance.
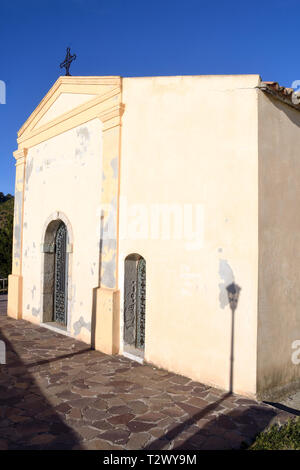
left=94, top=95, right=123, bottom=354
left=7, top=148, right=27, bottom=319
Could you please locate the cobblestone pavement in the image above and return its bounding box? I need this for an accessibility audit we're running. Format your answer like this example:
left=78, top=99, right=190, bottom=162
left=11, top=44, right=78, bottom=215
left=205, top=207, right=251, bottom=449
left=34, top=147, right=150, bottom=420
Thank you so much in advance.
left=0, top=311, right=295, bottom=450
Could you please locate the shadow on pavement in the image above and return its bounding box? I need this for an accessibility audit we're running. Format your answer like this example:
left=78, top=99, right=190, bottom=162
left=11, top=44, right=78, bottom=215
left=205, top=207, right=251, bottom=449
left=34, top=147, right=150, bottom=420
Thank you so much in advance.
left=264, top=401, right=300, bottom=417
left=145, top=395, right=286, bottom=450
left=0, top=328, right=82, bottom=449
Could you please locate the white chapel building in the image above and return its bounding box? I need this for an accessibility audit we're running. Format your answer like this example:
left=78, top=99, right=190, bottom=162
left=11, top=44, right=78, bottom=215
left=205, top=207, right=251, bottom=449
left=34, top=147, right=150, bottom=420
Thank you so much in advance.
left=8, top=74, right=300, bottom=399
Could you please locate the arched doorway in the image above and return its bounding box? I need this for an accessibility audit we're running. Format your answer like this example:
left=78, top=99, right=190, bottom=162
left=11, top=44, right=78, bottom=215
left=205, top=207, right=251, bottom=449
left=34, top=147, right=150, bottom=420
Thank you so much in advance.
left=42, top=219, right=69, bottom=326
left=124, top=254, right=146, bottom=358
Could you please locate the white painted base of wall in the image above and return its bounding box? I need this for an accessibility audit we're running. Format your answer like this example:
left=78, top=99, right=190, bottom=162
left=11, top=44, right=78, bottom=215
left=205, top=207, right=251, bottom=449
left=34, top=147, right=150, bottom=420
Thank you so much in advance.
left=123, top=351, right=144, bottom=364
left=40, top=321, right=70, bottom=337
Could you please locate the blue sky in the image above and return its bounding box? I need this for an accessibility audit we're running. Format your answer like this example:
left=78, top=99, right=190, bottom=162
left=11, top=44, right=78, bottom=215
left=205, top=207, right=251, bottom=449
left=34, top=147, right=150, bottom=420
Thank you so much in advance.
left=1, top=0, right=300, bottom=194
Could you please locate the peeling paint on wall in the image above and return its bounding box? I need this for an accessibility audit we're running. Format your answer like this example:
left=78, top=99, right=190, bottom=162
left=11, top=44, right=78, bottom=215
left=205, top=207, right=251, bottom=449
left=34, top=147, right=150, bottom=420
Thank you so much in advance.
left=110, top=157, right=118, bottom=178
left=75, top=126, right=90, bottom=162
left=70, top=284, right=76, bottom=315
left=13, top=225, right=21, bottom=259
left=99, top=193, right=118, bottom=288
left=90, top=261, right=96, bottom=276
left=25, top=157, right=34, bottom=189
left=73, top=315, right=91, bottom=335
left=22, top=119, right=102, bottom=342
left=13, top=189, right=23, bottom=261
left=76, top=126, right=90, bottom=142
left=101, top=252, right=116, bottom=288
left=44, top=158, right=55, bottom=169
left=32, top=307, right=40, bottom=317
left=31, top=285, right=36, bottom=300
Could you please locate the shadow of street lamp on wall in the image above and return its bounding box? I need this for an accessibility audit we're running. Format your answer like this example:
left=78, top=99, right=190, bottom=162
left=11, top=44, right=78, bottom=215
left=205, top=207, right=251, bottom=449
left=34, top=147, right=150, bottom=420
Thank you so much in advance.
left=226, top=282, right=241, bottom=394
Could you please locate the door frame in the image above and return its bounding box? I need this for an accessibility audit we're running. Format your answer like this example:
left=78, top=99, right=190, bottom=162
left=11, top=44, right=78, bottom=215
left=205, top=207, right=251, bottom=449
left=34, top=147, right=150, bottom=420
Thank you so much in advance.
left=41, top=211, right=73, bottom=334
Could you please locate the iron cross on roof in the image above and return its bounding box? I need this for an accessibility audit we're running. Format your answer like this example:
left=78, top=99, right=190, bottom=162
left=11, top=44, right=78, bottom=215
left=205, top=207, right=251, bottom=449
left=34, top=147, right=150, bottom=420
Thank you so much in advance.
left=60, top=47, right=76, bottom=76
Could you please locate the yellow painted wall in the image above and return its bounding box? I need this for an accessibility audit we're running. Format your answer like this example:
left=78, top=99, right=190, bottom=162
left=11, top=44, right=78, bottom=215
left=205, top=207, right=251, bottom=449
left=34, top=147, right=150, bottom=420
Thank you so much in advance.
left=257, top=91, right=300, bottom=399
left=119, top=75, right=260, bottom=396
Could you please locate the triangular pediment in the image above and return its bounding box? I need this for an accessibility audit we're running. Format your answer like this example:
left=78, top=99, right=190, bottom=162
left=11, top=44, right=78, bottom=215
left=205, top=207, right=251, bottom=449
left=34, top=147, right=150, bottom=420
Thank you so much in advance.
left=18, top=76, right=122, bottom=143
left=35, top=92, right=97, bottom=129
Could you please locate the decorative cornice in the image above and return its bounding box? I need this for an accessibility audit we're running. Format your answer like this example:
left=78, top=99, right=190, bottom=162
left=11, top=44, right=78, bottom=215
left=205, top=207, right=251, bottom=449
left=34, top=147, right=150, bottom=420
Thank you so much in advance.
left=100, top=104, right=125, bottom=132
left=13, top=148, right=28, bottom=165
left=100, top=103, right=125, bottom=122
left=98, top=103, right=125, bottom=123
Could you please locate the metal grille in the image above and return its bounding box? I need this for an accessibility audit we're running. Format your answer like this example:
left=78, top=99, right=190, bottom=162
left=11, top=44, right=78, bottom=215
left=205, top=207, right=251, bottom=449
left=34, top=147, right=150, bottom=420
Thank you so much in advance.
left=136, top=258, right=146, bottom=349
left=54, top=223, right=67, bottom=325
left=124, top=261, right=137, bottom=345
left=124, top=256, right=146, bottom=351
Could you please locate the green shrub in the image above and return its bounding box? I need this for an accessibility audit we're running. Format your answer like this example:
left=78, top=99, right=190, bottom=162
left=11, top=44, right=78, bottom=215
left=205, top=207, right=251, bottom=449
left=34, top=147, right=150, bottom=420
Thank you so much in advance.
left=250, top=417, right=300, bottom=450
left=0, top=195, right=14, bottom=278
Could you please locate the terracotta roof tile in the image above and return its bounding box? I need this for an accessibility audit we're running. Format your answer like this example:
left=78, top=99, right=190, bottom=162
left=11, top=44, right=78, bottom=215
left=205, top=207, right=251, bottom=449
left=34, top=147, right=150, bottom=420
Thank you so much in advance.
left=260, top=81, right=299, bottom=109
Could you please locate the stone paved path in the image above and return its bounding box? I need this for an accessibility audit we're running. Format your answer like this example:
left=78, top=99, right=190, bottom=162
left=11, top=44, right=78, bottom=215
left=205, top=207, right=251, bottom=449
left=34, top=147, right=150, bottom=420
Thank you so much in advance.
left=0, top=310, right=295, bottom=450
